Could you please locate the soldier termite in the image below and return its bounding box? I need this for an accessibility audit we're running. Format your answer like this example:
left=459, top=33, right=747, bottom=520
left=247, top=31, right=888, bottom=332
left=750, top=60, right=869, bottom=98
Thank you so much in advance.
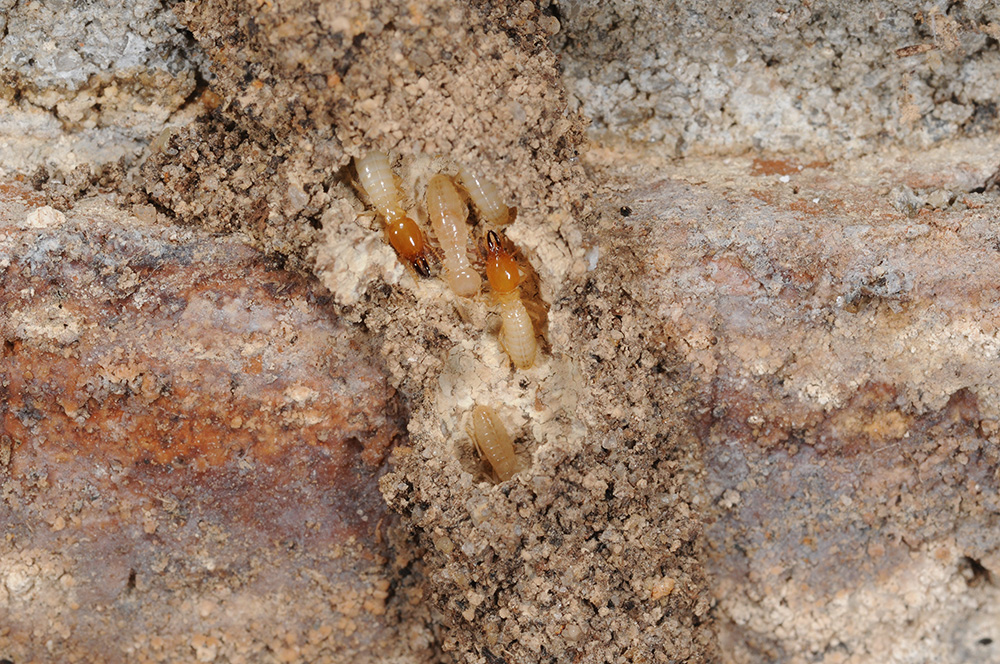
left=457, top=165, right=511, bottom=225
left=468, top=404, right=516, bottom=482
left=425, top=174, right=481, bottom=297
left=355, top=150, right=431, bottom=276
left=485, top=230, right=537, bottom=369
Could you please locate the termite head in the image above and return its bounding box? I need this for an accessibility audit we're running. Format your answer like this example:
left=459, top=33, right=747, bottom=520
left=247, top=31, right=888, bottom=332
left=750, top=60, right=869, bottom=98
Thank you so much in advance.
left=386, top=216, right=431, bottom=277
left=485, top=230, right=520, bottom=295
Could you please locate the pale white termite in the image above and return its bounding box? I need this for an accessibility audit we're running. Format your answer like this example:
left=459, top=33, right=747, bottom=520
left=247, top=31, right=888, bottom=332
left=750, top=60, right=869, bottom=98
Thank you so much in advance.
left=355, top=150, right=431, bottom=276
left=457, top=165, right=510, bottom=225
left=469, top=404, right=516, bottom=482
left=425, top=174, right=481, bottom=297
left=485, top=230, right=536, bottom=369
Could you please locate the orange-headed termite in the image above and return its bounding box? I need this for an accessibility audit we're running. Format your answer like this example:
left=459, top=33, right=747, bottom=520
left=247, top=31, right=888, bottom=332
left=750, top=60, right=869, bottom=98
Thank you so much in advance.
left=485, top=230, right=536, bottom=369
left=469, top=404, right=516, bottom=482
left=356, top=150, right=431, bottom=276
left=457, top=165, right=510, bottom=225
left=426, top=174, right=481, bottom=297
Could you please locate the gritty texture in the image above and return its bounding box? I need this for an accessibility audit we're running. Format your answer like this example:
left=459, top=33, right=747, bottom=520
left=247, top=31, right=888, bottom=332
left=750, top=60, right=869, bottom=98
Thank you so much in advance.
left=0, top=0, right=208, bottom=173
left=2, top=1, right=719, bottom=661
left=0, top=182, right=431, bottom=663
left=586, top=134, right=1000, bottom=663
left=6, top=0, right=1000, bottom=663
left=130, top=0, right=583, bottom=272
left=375, top=180, right=718, bottom=661
left=42, top=0, right=716, bottom=661
left=289, top=0, right=718, bottom=656
left=555, top=0, right=1000, bottom=156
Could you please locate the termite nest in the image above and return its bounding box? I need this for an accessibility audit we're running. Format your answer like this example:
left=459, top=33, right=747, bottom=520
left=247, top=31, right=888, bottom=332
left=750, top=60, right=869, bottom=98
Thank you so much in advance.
left=351, top=149, right=550, bottom=483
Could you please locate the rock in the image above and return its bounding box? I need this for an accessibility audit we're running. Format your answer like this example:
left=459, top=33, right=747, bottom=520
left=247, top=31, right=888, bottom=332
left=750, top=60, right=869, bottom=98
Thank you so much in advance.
left=4, top=1, right=1000, bottom=662
left=555, top=1, right=1000, bottom=155
left=0, top=1, right=207, bottom=173
left=0, top=183, right=428, bottom=663
left=596, top=138, right=1000, bottom=663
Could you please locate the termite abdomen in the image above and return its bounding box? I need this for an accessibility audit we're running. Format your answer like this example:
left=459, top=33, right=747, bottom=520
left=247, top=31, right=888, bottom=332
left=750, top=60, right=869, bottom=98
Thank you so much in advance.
left=356, top=151, right=402, bottom=221
left=426, top=174, right=480, bottom=297
left=458, top=165, right=510, bottom=225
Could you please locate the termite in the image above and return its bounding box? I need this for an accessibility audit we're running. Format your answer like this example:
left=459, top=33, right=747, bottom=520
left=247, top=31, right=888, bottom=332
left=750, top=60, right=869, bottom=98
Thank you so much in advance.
left=485, top=230, right=536, bottom=369
left=457, top=165, right=510, bottom=225
left=468, top=404, right=516, bottom=482
left=425, top=174, right=481, bottom=297
left=355, top=150, right=431, bottom=276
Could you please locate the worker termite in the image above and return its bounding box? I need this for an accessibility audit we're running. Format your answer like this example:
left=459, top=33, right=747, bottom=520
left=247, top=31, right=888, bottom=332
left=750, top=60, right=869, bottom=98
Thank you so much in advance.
left=468, top=404, right=516, bottom=482
left=355, top=150, right=431, bottom=276
left=485, top=230, right=537, bottom=369
left=457, top=165, right=511, bottom=225
left=425, top=174, right=481, bottom=297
